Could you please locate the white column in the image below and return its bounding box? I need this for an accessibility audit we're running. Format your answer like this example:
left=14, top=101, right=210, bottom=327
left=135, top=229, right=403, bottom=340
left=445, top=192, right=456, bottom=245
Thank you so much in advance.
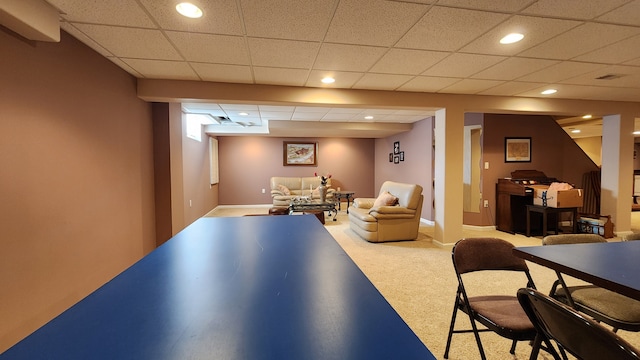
left=601, top=114, right=634, bottom=235
left=434, top=108, right=464, bottom=246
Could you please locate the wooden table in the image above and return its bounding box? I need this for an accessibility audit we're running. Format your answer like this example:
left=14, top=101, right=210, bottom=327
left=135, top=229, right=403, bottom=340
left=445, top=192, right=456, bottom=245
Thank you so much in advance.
left=525, top=204, right=578, bottom=237
left=334, top=191, right=355, bottom=213
left=0, top=216, right=435, bottom=359
left=513, top=241, right=640, bottom=301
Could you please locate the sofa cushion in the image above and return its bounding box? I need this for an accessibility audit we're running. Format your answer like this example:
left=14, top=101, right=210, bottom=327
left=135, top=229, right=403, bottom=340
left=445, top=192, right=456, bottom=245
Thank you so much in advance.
left=278, top=184, right=291, bottom=195
left=373, top=191, right=398, bottom=208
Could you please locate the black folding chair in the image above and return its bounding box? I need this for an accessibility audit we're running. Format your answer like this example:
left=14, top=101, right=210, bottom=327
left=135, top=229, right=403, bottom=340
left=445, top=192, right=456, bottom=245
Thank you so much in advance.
left=444, top=238, right=538, bottom=360
left=518, top=288, right=640, bottom=360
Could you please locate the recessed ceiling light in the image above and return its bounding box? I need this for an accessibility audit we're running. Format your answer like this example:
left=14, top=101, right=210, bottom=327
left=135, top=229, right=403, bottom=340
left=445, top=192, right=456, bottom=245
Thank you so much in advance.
left=634, top=131, right=640, bottom=135
left=238, top=112, right=249, bottom=116
left=582, top=114, right=592, bottom=119
left=541, top=89, right=557, bottom=95
left=321, top=77, right=335, bottom=84
left=499, top=33, right=524, bottom=44
left=571, top=129, right=581, bottom=134
left=176, top=2, right=203, bottom=18
left=364, top=115, right=374, bottom=120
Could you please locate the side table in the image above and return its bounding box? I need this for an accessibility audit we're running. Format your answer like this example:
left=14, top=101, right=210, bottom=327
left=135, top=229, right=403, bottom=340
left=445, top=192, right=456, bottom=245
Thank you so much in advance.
left=333, top=191, right=355, bottom=213
left=526, top=204, right=578, bottom=237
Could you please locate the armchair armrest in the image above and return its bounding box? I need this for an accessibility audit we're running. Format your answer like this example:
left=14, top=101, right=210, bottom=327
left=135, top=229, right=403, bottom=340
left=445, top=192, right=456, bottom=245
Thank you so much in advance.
left=369, top=206, right=416, bottom=219
left=353, top=198, right=375, bottom=209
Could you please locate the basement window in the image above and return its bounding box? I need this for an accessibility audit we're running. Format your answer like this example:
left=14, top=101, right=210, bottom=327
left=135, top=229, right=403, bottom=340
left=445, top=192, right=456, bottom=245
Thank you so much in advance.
left=186, top=114, right=208, bottom=142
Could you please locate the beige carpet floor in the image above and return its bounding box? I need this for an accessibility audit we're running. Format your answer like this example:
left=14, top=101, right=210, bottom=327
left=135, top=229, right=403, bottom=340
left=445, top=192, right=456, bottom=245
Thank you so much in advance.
left=205, top=206, right=640, bottom=359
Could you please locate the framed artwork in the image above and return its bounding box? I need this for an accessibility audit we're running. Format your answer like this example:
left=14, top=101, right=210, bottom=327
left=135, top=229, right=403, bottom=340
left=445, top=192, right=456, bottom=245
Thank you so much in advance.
left=393, top=141, right=400, bottom=154
left=284, top=142, right=317, bottom=166
left=389, top=153, right=393, bottom=162
left=394, top=156, right=400, bottom=164
left=505, top=137, right=531, bottom=162
left=400, top=151, right=404, bottom=161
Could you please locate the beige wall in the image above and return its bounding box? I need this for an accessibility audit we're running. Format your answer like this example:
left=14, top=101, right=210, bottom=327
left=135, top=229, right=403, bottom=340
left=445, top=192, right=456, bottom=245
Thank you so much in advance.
left=0, top=29, right=156, bottom=352
left=217, top=137, right=375, bottom=205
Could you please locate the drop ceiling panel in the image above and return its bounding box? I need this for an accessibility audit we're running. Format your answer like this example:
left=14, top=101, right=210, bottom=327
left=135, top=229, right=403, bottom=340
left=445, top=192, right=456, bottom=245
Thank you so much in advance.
left=573, top=35, right=640, bottom=64
left=472, top=57, right=559, bottom=80
left=253, top=67, right=309, bottom=86
left=397, top=76, right=460, bottom=92
left=121, top=59, right=199, bottom=80
left=436, top=0, right=536, bottom=12
left=191, top=63, right=253, bottom=83
left=395, top=6, right=509, bottom=51
left=478, top=81, right=544, bottom=96
left=73, top=24, right=182, bottom=60
left=60, top=23, right=113, bottom=57
left=305, top=70, right=363, bottom=88
left=518, top=23, right=640, bottom=60
left=459, top=16, right=581, bottom=56
left=166, top=32, right=249, bottom=64
left=240, top=0, right=338, bottom=41
left=314, top=44, right=388, bottom=72
left=517, top=61, right=606, bottom=83
left=248, top=38, right=319, bottom=68
left=371, top=49, right=449, bottom=75
left=521, top=0, right=631, bottom=20
left=596, top=0, right=640, bottom=26
left=353, top=73, right=414, bottom=90
left=50, top=0, right=155, bottom=27
left=440, top=79, right=505, bottom=94
left=560, top=65, right=640, bottom=87
left=422, top=53, right=506, bottom=77
left=324, top=0, right=427, bottom=46
left=138, top=0, right=244, bottom=35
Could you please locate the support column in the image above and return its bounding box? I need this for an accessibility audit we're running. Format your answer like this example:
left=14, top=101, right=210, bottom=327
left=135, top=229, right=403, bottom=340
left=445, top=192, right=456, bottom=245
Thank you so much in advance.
left=601, top=114, right=634, bottom=235
left=433, top=108, right=464, bottom=246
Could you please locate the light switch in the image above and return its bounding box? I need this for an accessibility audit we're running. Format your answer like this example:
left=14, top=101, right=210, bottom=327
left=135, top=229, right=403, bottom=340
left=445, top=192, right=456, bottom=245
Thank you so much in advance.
left=484, top=161, right=489, bottom=169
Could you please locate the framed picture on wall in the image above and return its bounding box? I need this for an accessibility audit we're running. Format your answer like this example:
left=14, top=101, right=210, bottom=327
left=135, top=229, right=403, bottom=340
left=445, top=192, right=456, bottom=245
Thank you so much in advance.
left=400, top=151, right=404, bottom=161
left=283, top=142, right=317, bottom=166
left=389, top=153, right=393, bottom=162
left=505, top=137, right=531, bottom=162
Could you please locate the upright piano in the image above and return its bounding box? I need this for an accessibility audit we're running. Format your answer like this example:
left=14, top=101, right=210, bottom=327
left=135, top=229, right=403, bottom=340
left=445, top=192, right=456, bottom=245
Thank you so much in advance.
left=496, top=170, right=558, bottom=234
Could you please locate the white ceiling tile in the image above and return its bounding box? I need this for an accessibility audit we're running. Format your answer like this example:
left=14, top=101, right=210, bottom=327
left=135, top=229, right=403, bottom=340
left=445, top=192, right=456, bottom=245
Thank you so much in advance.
left=166, top=32, right=249, bottom=64
left=138, top=0, right=244, bottom=35
left=326, top=108, right=366, bottom=114
left=248, top=38, right=319, bottom=68
left=49, top=0, right=155, bottom=27
left=107, top=57, right=143, bottom=77
left=379, top=114, right=427, bottom=123
left=573, top=35, right=640, bottom=64
left=314, top=44, right=388, bottom=72
left=353, top=74, right=414, bottom=90
left=295, top=107, right=333, bottom=113
left=253, top=68, right=308, bottom=86
left=74, top=24, right=182, bottom=60
left=596, top=0, right=640, bottom=25
left=517, top=62, right=605, bottom=83
left=518, top=23, right=640, bottom=60
left=435, top=0, right=536, bottom=12
left=259, top=105, right=296, bottom=112
left=306, top=70, right=363, bottom=88
left=191, top=63, right=253, bottom=83
left=259, top=111, right=294, bottom=120
left=370, top=49, right=449, bottom=75
left=324, top=0, right=426, bottom=46
left=240, top=0, right=338, bottom=41
left=422, top=53, right=506, bottom=77
left=291, top=112, right=326, bottom=120
left=559, top=65, right=640, bottom=87
left=121, top=59, right=199, bottom=80
left=396, top=76, right=460, bottom=92
left=477, top=81, right=545, bottom=96
left=439, top=79, right=505, bottom=94
left=472, top=58, right=559, bottom=80
left=220, top=104, right=259, bottom=111
left=321, top=113, right=359, bottom=121
left=396, top=6, right=509, bottom=51
left=61, top=22, right=113, bottom=57
left=522, top=0, right=630, bottom=20
left=459, top=16, right=581, bottom=56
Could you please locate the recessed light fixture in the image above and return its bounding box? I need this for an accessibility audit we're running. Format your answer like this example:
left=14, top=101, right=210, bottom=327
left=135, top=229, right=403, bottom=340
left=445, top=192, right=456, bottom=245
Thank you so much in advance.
left=238, top=112, right=249, bottom=116
left=582, top=114, right=592, bottom=119
left=571, top=129, right=581, bottom=134
left=321, top=77, right=335, bottom=84
left=364, top=115, right=374, bottom=120
left=634, top=131, right=640, bottom=135
left=176, top=2, right=203, bottom=18
left=541, top=89, right=557, bottom=95
left=499, top=33, right=524, bottom=44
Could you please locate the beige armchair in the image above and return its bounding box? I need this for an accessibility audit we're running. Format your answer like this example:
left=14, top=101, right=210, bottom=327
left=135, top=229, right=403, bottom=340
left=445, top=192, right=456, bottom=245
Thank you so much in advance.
left=348, top=181, right=423, bottom=242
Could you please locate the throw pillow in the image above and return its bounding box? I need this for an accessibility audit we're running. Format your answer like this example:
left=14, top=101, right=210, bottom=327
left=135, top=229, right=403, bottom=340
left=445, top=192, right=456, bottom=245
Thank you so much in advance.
left=278, top=184, right=291, bottom=195
left=373, top=191, right=398, bottom=208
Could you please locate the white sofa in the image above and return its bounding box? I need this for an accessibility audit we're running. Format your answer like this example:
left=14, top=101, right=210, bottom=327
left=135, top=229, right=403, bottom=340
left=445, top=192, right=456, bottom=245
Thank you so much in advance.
left=270, top=176, right=334, bottom=207
left=348, top=181, right=423, bottom=243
